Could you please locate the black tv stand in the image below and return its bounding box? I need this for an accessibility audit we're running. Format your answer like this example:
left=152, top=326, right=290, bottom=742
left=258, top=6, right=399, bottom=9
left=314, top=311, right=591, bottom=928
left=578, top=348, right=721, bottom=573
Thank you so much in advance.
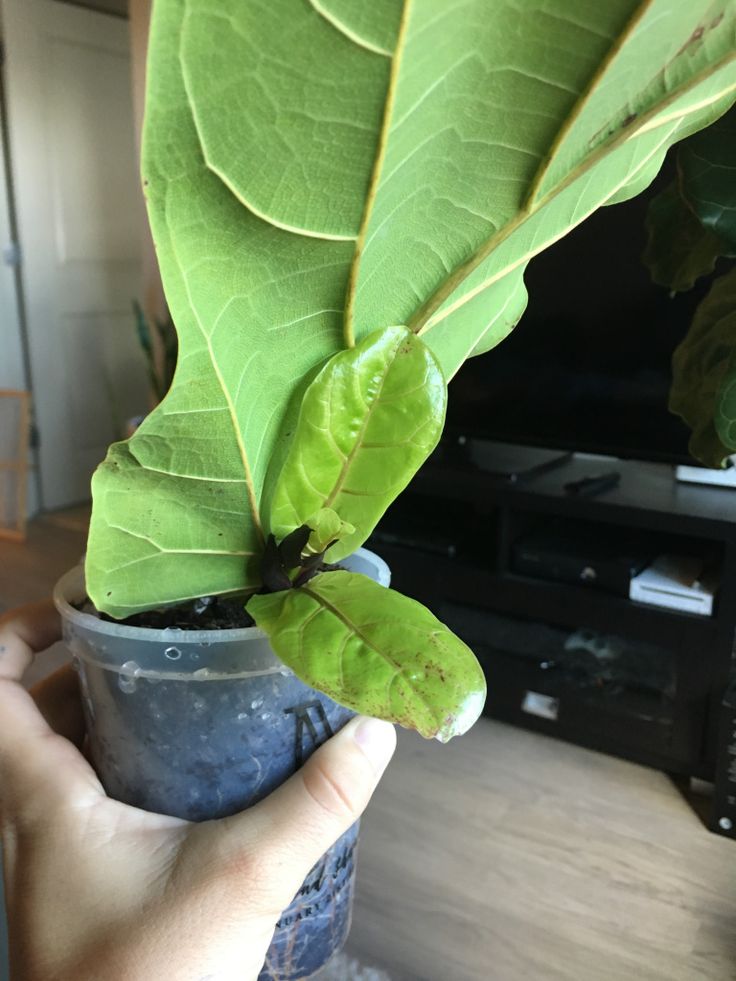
left=368, top=442, right=736, bottom=837
left=447, top=436, right=573, bottom=483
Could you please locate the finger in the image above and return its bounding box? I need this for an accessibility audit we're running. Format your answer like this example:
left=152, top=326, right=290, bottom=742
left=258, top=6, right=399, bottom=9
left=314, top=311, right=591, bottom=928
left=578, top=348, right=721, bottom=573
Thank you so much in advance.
left=0, top=599, right=61, bottom=682
left=30, top=663, right=86, bottom=748
left=0, top=601, right=63, bottom=747
left=216, top=716, right=396, bottom=913
left=0, top=603, right=100, bottom=813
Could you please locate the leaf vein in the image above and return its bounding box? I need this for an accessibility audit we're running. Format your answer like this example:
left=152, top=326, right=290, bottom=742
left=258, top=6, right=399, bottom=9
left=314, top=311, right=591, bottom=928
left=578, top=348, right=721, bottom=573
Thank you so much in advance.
left=307, top=0, right=393, bottom=57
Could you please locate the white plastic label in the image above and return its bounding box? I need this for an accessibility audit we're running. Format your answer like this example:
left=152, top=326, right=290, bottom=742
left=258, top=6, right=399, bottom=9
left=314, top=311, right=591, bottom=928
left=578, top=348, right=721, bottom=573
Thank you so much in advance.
left=521, top=691, right=559, bottom=721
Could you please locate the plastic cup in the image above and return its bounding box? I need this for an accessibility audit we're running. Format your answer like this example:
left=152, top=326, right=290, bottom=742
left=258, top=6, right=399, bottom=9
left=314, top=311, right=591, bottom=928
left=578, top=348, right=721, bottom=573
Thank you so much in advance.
left=53, top=549, right=390, bottom=981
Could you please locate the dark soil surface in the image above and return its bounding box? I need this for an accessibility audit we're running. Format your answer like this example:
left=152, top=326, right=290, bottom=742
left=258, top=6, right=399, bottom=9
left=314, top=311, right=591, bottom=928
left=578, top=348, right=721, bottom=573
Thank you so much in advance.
left=79, top=594, right=256, bottom=630
left=78, top=563, right=345, bottom=630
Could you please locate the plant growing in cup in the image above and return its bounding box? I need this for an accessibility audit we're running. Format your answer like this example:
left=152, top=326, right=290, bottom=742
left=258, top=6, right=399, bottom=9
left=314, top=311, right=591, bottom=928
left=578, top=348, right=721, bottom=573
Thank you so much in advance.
left=54, top=2, right=736, bottom=978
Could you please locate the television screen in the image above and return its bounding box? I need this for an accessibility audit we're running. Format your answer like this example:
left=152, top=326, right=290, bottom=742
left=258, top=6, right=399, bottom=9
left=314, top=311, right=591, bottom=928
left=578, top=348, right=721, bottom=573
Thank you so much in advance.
left=446, top=157, right=721, bottom=465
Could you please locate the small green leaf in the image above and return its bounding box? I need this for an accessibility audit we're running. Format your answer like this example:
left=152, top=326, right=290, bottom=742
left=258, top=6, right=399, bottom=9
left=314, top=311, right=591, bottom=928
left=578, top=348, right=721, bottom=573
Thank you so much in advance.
left=679, top=107, right=736, bottom=253
left=670, top=266, right=736, bottom=468
left=643, top=183, right=728, bottom=292
left=268, top=326, right=446, bottom=561
left=305, top=508, right=355, bottom=555
left=247, top=571, right=486, bottom=742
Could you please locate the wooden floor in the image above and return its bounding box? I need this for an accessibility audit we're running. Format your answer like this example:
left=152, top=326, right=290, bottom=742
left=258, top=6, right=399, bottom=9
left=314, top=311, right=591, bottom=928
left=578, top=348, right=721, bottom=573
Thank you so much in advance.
left=2, top=512, right=736, bottom=980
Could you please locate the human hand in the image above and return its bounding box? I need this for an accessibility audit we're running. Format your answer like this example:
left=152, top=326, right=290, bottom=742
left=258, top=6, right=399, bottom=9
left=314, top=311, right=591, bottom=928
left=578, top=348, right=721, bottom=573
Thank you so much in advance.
left=0, top=601, right=396, bottom=981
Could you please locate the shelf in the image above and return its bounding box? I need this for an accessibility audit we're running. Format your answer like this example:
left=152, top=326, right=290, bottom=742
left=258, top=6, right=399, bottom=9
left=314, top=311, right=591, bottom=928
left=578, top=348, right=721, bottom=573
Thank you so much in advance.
left=408, top=452, right=736, bottom=541
left=371, top=533, right=719, bottom=648
left=474, top=645, right=692, bottom=766
left=371, top=443, right=736, bottom=783
left=449, top=567, right=717, bottom=648
left=480, top=648, right=674, bottom=725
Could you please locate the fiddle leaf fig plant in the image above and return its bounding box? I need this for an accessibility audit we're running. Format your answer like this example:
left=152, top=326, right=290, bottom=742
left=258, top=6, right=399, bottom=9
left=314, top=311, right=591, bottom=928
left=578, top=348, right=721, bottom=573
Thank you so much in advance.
left=85, top=0, right=736, bottom=740
left=644, top=107, right=736, bottom=466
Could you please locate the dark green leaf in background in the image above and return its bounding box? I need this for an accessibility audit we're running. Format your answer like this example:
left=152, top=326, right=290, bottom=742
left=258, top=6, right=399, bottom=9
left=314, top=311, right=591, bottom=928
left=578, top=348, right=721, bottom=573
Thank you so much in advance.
left=643, top=183, right=728, bottom=292
left=679, top=107, right=736, bottom=253
left=670, top=266, right=736, bottom=468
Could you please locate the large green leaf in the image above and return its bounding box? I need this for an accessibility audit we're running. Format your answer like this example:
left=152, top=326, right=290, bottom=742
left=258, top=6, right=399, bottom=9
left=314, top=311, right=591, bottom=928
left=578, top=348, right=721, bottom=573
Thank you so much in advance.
left=670, top=266, right=736, bottom=467
left=247, top=571, right=486, bottom=741
left=367, top=1, right=736, bottom=375
left=679, top=106, right=736, bottom=251
left=177, top=0, right=736, bottom=376
left=86, top=0, right=354, bottom=614
left=268, top=326, right=446, bottom=561
left=643, top=182, right=728, bottom=292
left=87, top=0, right=736, bottom=615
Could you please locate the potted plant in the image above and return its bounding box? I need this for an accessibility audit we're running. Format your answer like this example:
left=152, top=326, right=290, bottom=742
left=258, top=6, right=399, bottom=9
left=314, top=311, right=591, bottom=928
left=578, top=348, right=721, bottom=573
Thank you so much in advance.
left=642, top=106, right=736, bottom=465
left=54, top=2, right=736, bottom=978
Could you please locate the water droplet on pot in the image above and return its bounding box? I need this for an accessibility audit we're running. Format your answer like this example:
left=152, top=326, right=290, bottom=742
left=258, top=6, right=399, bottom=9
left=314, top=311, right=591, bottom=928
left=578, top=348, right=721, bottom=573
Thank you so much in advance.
left=194, top=596, right=213, bottom=615
left=278, top=667, right=290, bottom=676
left=164, top=646, right=182, bottom=660
left=193, top=667, right=211, bottom=680
left=199, top=641, right=211, bottom=648
left=118, top=660, right=140, bottom=694
left=189, top=652, right=200, bottom=662
left=260, top=712, right=271, bottom=721
left=192, top=697, right=206, bottom=713
left=250, top=698, right=263, bottom=710
left=237, top=712, right=248, bottom=721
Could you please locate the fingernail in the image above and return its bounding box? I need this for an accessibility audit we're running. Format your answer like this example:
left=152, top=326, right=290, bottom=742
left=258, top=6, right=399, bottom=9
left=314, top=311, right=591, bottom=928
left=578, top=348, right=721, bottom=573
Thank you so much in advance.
left=352, top=716, right=396, bottom=773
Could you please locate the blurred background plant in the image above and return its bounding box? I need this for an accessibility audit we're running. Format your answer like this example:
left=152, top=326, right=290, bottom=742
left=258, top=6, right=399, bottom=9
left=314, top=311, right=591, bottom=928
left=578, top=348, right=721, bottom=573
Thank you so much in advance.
left=133, top=298, right=178, bottom=403
left=643, top=108, right=736, bottom=468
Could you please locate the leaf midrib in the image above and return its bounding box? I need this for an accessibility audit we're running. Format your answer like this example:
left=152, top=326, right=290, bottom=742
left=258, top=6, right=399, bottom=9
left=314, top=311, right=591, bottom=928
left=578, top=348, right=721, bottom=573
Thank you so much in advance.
left=343, top=0, right=413, bottom=346
left=523, top=0, right=654, bottom=208
left=300, top=579, right=434, bottom=715
left=164, top=182, right=265, bottom=543
left=323, top=337, right=401, bottom=507
left=408, top=45, right=736, bottom=333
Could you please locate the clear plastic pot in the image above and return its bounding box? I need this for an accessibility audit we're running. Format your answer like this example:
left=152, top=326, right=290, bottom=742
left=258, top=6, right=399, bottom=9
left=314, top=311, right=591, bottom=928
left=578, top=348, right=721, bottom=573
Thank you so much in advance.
left=53, top=549, right=390, bottom=981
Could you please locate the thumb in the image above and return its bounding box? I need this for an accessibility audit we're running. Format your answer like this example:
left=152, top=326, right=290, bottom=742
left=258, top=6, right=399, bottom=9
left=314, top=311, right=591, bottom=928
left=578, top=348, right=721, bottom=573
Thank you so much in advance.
left=224, top=715, right=396, bottom=913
